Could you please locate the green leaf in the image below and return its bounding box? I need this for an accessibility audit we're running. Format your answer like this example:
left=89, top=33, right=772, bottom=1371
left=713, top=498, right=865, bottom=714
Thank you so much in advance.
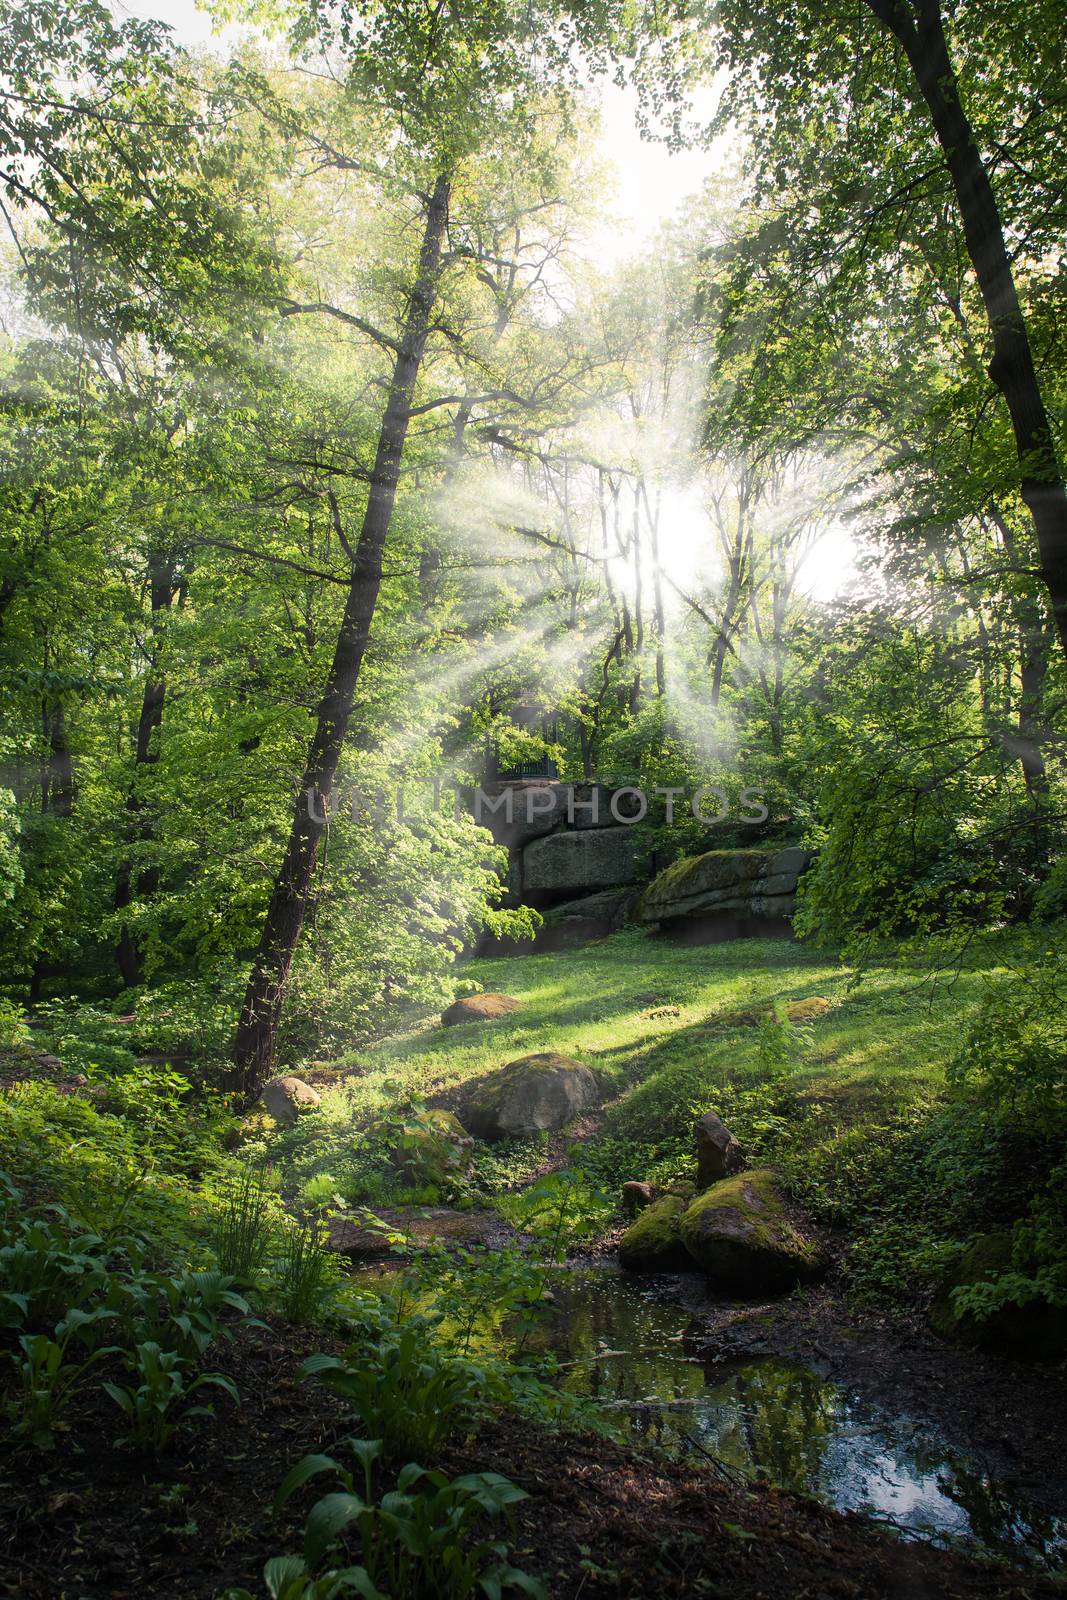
left=302, top=1491, right=365, bottom=1570
left=273, top=1452, right=343, bottom=1515
left=263, top=1554, right=308, bottom=1598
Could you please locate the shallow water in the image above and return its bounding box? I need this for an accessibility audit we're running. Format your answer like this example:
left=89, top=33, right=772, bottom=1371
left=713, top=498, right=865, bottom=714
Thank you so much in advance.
left=535, top=1268, right=1067, bottom=1572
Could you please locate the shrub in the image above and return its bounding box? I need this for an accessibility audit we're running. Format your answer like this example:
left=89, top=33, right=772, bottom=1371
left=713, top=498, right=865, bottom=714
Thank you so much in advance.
left=211, top=1166, right=278, bottom=1283
left=300, top=1304, right=487, bottom=1461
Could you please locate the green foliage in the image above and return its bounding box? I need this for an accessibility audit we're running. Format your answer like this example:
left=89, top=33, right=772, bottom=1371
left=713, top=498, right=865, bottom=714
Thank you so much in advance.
left=943, top=944, right=1067, bottom=1321
left=948, top=942, right=1067, bottom=1134
left=211, top=1166, right=279, bottom=1283
left=224, top=1437, right=543, bottom=1600
left=103, top=1339, right=239, bottom=1453
left=753, top=1007, right=814, bottom=1078
left=0, top=1170, right=250, bottom=1452
left=0, top=997, right=30, bottom=1048
left=497, top=1162, right=612, bottom=1259
left=300, top=1308, right=488, bottom=1463
left=7, top=1318, right=120, bottom=1449
left=272, top=1216, right=341, bottom=1326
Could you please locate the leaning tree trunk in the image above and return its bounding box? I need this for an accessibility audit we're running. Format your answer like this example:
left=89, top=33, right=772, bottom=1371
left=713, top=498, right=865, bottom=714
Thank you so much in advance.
left=231, top=173, right=451, bottom=1099
left=868, top=0, right=1067, bottom=670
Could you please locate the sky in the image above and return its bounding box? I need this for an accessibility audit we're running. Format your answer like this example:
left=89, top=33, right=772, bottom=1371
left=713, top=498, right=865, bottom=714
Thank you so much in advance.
left=115, top=0, right=857, bottom=602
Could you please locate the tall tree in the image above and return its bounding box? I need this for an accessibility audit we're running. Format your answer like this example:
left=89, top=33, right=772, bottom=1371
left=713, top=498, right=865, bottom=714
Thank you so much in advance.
left=684, top=0, right=1067, bottom=667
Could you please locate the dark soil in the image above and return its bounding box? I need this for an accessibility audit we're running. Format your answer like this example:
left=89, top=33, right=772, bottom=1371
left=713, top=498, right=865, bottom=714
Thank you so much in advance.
left=0, top=1317, right=1060, bottom=1600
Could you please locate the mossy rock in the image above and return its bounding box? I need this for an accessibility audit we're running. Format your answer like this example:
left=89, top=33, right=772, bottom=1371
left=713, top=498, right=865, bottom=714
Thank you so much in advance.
left=710, top=996, right=832, bottom=1029
left=462, top=1052, right=600, bottom=1141
left=678, top=1168, right=825, bottom=1294
left=619, top=1184, right=697, bottom=1271
left=929, top=1232, right=1067, bottom=1363
left=636, top=847, right=809, bottom=925
left=381, top=1108, right=474, bottom=1184
left=441, top=992, right=521, bottom=1026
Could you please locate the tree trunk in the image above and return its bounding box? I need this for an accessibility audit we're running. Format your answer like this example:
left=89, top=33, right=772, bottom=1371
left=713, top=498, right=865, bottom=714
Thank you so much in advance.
left=231, top=173, right=451, bottom=1099
left=869, top=0, right=1067, bottom=669
left=114, top=551, right=176, bottom=987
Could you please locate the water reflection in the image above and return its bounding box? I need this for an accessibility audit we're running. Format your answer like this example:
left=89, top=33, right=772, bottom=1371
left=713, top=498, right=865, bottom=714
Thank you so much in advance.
left=539, top=1269, right=1067, bottom=1573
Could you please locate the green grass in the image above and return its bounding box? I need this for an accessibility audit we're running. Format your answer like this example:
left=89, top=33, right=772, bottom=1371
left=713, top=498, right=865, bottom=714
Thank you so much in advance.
left=253, top=924, right=1047, bottom=1302
left=3, top=922, right=1060, bottom=1313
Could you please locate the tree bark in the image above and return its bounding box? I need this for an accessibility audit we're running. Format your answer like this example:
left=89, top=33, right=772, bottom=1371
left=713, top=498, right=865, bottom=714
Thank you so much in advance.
left=114, top=551, right=176, bottom=987
left=231, top=173, right=451, bottom=1099
left=868, top=0, right=1067, bottom=669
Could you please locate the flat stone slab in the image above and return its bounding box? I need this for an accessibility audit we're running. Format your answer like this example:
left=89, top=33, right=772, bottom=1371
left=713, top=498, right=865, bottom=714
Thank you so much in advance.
left=522, top=827, right=638, bottom=895
left=327, top=1207, right=505, bottom=1260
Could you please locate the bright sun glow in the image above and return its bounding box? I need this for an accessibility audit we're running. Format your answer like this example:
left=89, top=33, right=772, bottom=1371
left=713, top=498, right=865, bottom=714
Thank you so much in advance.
left=122, top=0, right=860, bottom=607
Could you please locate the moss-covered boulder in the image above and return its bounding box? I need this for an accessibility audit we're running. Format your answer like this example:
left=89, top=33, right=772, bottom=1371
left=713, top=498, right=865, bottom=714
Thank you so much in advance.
left=441, top=992, right=521, bottom=1026
left=382, top=1108, right=474, bottom=1184
left=618, top=1183, right=697, bottom=1270
left=678, top=1168, right=824, bottom=1294
left=929, top=1233, right=1067, bottom=1363
left=462, top=1052, right=600, bottom=1141
left=636, top=847, right=810, bottom=928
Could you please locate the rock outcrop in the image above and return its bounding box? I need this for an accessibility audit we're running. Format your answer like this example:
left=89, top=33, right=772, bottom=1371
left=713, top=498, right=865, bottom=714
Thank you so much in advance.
left=261, top=1075, right=321, bottom=1124
left=536, top=888, right=638, bottom=948
left=638, top=847, right=811, bottom=932
left=522, top=828, right=639, bottom=897
left=462, top=1051, right=600, bottom=1140
left=678, top=1168, right=824, bottom=1293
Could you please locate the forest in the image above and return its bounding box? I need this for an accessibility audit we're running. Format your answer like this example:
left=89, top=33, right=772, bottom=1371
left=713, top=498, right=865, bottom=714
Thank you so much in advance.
left=0, top=0, right=1065, bottom=1594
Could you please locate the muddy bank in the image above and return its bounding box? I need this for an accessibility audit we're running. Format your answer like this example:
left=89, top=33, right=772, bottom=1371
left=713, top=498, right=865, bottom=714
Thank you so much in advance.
left=603, top=1262, right=1067, bottom=1560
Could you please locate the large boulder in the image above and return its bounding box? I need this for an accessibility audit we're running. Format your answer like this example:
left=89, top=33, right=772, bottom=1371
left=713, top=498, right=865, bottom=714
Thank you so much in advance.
left=637, top=847, right=810, bottom=928
left=618, top=1184, right=697, bottom=1271
left=442, top=992, right=521, bottom=1026
left=678, top=1168, right=824, bottom=1293
left=522, top=827, right=639, bottom=899
left=462, top=1051, right=601, bottom=1140
left=929, top=1233, right=1067, bottom=1363
left=261, top=1075, right=321, bottom=1125
left=695, top=1112, right=744, bottom=1189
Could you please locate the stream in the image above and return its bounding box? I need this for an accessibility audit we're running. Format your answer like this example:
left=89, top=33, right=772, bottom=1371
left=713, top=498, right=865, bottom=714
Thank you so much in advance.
left=526, top=1267, right=1067, bottom=1574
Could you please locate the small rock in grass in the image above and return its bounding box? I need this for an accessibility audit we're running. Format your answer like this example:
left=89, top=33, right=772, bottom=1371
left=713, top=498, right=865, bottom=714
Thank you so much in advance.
left=462, top=1052, right=600, bottom=1140
left=622, top=1181, right=656, bottom=1217
left=441, top=992, right=521, bottom=1026
left=261, top=1074, right=321, bottom=1125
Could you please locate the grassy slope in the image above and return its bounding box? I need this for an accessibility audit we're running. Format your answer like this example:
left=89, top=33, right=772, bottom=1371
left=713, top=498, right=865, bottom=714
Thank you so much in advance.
left=261, top=925, right=1022, bottom=1304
